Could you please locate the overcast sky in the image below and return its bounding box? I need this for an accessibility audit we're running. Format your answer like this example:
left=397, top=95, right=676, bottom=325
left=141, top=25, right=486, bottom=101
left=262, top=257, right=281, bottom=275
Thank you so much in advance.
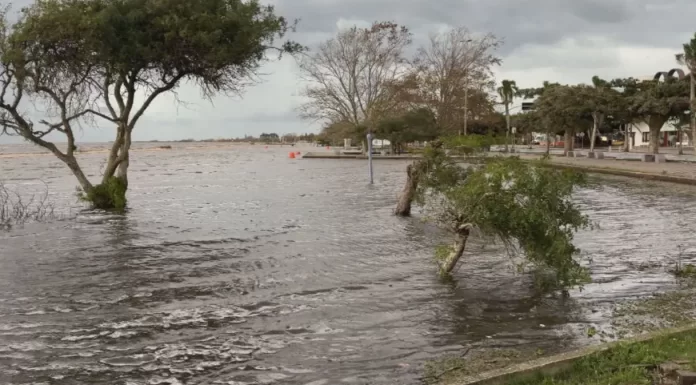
left=1, top=0, right=695, bottom=144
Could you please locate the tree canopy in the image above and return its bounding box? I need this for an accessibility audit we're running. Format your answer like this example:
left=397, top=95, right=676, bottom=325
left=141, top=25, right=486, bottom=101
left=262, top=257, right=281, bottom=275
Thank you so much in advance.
left=1, top=0, right=301, bottom=209
left=375, top=108, right=439, bottom=152
left=611, top=77, right=689, bottom=153
left=406, top=144, right=591, bottom=291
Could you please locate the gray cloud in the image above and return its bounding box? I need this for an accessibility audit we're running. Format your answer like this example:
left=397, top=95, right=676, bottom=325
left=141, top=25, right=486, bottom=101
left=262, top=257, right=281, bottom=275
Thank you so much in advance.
left=2, top=0, right=696, bottom=144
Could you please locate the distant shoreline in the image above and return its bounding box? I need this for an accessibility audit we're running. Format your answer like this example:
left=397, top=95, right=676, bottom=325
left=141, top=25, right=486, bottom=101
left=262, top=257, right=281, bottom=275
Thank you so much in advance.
left=0, top=141, right=320, bottom=158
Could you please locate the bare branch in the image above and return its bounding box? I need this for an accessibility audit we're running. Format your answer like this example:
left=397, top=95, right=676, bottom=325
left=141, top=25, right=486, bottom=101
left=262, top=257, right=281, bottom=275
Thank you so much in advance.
left=297, top=22, right=412, bottom=129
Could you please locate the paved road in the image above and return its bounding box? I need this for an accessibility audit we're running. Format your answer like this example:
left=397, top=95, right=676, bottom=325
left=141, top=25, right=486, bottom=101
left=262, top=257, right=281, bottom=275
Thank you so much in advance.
left=514, top=153, right=696, bottom=181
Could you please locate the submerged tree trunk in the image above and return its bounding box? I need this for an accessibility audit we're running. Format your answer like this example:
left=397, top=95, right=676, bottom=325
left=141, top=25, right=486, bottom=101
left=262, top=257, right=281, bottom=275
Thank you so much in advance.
left=80, top=123, right=131, bottom=210
left=116, top=129, right=132, bottom=188
left=64, top=156, right=94, bottom=193
left=394, top=162, right=422, bottom=216
left=441, top=228, right=470, bottom=273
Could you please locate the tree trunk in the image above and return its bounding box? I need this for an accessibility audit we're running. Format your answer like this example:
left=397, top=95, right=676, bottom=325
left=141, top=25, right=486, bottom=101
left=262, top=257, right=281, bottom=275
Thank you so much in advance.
left=103, top=126, right=125, bottom=182
left=679, top=126, right=684, bottom=155
left=116, top=129, right=132, bottom=188
left=442, top=229, right=470, bottom=273
left=691, top=73, right=695, bottom=153
left=64, top=156, right=94, bottom=193
left=545, top=129, right=551, bottom=155
left=394, top=162, right=421, bottom=217
left=590, top=112, right=601, bottom=153
left=648, top=126, right=661, bottom=154
left=624, top=124, right=631, bottom=152
left=563, top=130, right=571, bottom=155
left=504, top=103, right=510, bottom=152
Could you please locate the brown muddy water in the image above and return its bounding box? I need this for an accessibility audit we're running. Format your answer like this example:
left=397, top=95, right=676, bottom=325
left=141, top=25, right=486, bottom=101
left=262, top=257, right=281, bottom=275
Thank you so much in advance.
left=1, top=142, right=695, bottom=385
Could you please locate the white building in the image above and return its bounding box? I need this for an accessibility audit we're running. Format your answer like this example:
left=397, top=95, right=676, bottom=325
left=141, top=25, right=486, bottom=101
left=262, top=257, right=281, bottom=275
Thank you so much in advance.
left=623, top=74, right=690, bottom=148
left=629, top=121, right=689, bottom=148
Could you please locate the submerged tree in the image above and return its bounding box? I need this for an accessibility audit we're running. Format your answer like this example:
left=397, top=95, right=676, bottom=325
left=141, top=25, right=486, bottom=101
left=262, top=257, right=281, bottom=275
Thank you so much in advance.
left=398, top=145, right=590, bottom=291
left=394, top=139, right=467, bottom=217
left=0, top=0, right=301, bottom=210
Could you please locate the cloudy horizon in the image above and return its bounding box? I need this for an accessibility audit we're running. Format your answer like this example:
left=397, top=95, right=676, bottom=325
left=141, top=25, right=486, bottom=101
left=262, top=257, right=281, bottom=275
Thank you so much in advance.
left=1, top=0, right=694, bottom=144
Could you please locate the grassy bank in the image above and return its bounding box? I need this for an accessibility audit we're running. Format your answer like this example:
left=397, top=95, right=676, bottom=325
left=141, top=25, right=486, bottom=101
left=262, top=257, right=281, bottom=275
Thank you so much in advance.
left=503, top=328, right=696, bottom=385
left=426, top=281, right=696, bottom=384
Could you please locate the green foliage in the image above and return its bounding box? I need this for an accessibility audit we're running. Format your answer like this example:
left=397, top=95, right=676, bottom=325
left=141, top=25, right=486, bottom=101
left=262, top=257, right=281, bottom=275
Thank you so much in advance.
left=533, top=85, right=592, bottom=134
left=611, top=77, right=689, bottom=126
left=504, top=329, right=696, bottom=385
left=416, top=144, right=591, bottom=290
left=453, top=158, right=590, bottom=288
left=375, top=107, right=439, bottom=150
left=316, top=121, right=358, bottom=146
left=441, top=134, right=505, bottom=155
left=498, top=79, right=519, bottom=106
left=12, top=0, right=302, bottom=92
left=511, top=111, right=541, bottom=136
left=434, top=244, right=453, bottom=263
left=81, top=177, right=127, bottom=211
left=412, top=141, right=470, bottom=207
left=674, top=263, right=696, bottom=279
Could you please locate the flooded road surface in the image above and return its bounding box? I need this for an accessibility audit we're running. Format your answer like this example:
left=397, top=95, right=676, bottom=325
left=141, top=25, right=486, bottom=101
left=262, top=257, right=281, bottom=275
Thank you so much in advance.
left=1, top=143, right=696, bottom=385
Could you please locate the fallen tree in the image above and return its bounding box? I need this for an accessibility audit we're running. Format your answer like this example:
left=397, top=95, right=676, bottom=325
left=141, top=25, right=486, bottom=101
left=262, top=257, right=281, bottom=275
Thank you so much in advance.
left=399, top=144, right=591, bottom=292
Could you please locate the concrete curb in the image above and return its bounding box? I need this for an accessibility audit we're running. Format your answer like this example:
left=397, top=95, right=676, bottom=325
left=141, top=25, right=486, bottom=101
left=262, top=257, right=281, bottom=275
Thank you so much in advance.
left=302, top=152, right=696, bottom=186
left=452, top=323, right=696, bottom=385
left=534, top=162, right=696, bottom=186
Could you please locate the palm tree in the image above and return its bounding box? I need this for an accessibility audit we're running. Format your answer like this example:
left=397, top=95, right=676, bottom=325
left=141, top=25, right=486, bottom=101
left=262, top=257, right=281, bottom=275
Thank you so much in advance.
left=588, top=76, right=610, bottom=153
left=676, top=33, right=696, bottom=151
left=497, top=80, right=519, bottom=152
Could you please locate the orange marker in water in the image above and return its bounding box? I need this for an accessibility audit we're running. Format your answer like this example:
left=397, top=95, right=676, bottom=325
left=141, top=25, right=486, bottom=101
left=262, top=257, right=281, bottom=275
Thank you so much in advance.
left=288, top=152, right=296, bottom=159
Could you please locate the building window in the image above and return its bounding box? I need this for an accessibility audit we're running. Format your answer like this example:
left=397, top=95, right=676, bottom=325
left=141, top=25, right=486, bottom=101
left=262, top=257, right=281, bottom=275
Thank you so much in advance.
left=642, top=132, right=650, bottom=143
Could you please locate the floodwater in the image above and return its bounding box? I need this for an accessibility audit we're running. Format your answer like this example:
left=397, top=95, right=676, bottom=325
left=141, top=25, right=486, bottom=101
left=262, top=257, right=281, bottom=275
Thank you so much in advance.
left=1, top=142, right=696, bottom=385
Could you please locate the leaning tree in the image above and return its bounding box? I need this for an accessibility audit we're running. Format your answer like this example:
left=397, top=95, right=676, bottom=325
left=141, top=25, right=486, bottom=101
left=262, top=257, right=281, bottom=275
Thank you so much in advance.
left=0, top=0, right=302, bottom=210
left=397, top=143, right=591, bottom=292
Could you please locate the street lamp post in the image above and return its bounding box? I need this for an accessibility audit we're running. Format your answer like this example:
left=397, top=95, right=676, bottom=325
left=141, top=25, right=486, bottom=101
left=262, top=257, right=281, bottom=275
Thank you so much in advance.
left=367, top=132, right=374, bottom=184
